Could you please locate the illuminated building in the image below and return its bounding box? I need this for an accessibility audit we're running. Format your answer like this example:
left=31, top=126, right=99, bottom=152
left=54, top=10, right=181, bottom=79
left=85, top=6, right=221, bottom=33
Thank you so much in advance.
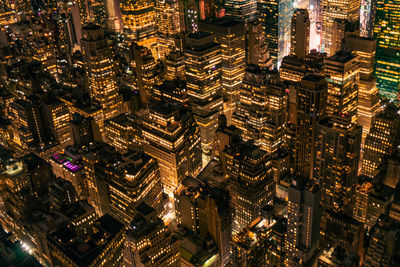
left=124, top=203, right=178, bottom=266
left=373, top=0, right=400, bottom=102
left=285, top=177, right=321, bottom=265
left=77, top=0, right=89, bottom=23
left=88, top=1, right=107, bottom=29
left=175, top=176, right=232, bottom=265
left=42, top=99, right=72, bottom=147
left=178, top=0, right=199, bottom=33
left=291, top=9, right=310, bottom=59
left=104, top=113, right=142, bottom=154
left=318, top=246, right=360, bottom=266
left=155, top=0, right=181, bottom=59
left=199, top=18, right=245, bottom=123
left=225, top=0, right=257, bottom=22
left=142, top=102, right=201, bottom=195
left=152, top=80, right=188, bottom=104
left=225, top=140, right=274, bottom=232
left=362, top=104, right=400, bottom=177
left=258, top=0, right=293, bottom=68
left=184, top=32, right=223, bottom=165
left=105, top=0, right=121, bottom=32
left=360, top=0, right=376, bottom=38
left=164, top=51, right=186, bottom=81
left=81, top=24, right=123, bottom=132
left=294, top=75, right=327, bottom=180
left=232, top=66, right=287, bottom=153
left=231, top=213, right=277, bottom=266
left=324, top=50, right=360, bottom=124
left=69, top=113, right=102, bottom=146
left=344, top=36, right=381, bottom=146
left=321, top=0, right=359, bottom=56
left=246, top=21, right=273, bottom=68
left=120, top=0, right=158, bottom=57
left=48, top=178, right=79, bottom=209
left=132, top=43, right=161, bottom=105
left=353, top=177, right=373, bottom=224
left=47, top=214, right=125, bottom=267
left=315, top=116, right=362, bottom=213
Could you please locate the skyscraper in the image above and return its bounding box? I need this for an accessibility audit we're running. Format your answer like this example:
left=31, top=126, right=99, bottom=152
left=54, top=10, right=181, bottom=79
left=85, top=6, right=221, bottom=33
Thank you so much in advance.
left=373, top=0, right=400, bottom=103
left=105, top=0, right=121, bottom=32
left=321, top=0, right=360, bottom=56
left=184, top=32, right=223, bottom=165
left=294, top=75, right=327, bottom=180
left=291, top=9, right=310, bottom=59
left=344, top=36, right=381, bottom=146
left=258, top=0, right=293, bottom=68
left=362, top=104, right=400, bottom=177
left=324, top=50, right=360, bottom=124
left=225, top=140, right=274, bottom=233
left=285, top=177, right=321, bottom=265
left=225, top=0, right=257, bottom=22
left=81, top=24, right=123, bottom=132
left=141, top=102, right=202, bottom=195
left=315, top=115, right=362, bottom=212
left=245, top=21, right=273, bottom=68
left=199, top=17, right=245, bottom=123
left=120, top=0, right=158, bottom=58
left=233, top=66, right=287, bottom=154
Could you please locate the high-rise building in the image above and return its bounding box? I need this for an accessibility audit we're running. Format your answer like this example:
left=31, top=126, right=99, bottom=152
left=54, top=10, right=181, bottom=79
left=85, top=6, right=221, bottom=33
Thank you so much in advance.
left=141, top=102, right=202, bottom=195
left=175, top=176, right=232, bottom=265
left=362, top=104, right=400, bottom=177
left=164, top=51, right=186, bottom=81
left=120, top=0, right=158, bottom=58
left=258, top=0, right=293, bottom=67
left=42, top=98, right=72, bottom=147
left=344, top=36, right=381, bottom=146
left=321, top=0, right=359, bottom=56
left=360, top=0, right=376, bottom=38
left=373, top=0, right=400, bottom=103
left=324, top=50, right=360, bottom=124
left=178, top=0, right=199, bottom=33
left=233, top=66, right=287, bottom=154
left=105, top=0, right=121, bottom=32
left=285, top=177, right=321, bottom=265
left=81, top=24, right=123, bottom=132
left=184, top=32, right=223, bottom=165
left=245, top=21, right=273, bottom=68
left=199, top=18, right=246, bottom=123
left=315, top=115, right=362, bottom=212
left=124, top=203, right=178, bottom=266
left=291, top=9, right=310, bottom=59
left=294, top=75, right=327, bottom=180
left=225, top=140, right=274, bottom=232
left=155, top=0, right=181, bottom=59
left=225, top=0, right=257, bottom=22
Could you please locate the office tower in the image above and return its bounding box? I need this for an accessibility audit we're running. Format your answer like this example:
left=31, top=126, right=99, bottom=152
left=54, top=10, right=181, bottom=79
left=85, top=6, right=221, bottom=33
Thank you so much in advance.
left=233, top=66, right=287, bottom=154
left=132, top=44, right=161, bottom=106
left=294, top=75, right=327, bottom=180
left=199, top=18, right=245, bottom=122
left=225, top=0, right=257, bottom=22
left=77, top=0, right=89, bottom=23
left=285, top=177, right=321, bottom=265
left=315, top=116, right=362, bottom=213
left=360, top=0, right=376, bottom=38
left=184, top=32, right=223, bottom=165
left=178, top=0, right=199, bottom=33
left=362, top=104, right=400, bottom=177
left=48, top=214, right=125, bottom=267
left=120, top=0, right=158, bottom=58
left=225, top=140, right=274, bottom=232
left=175, top=176, right=232, bottom=265
left=142, top=102, right=202, bottom=195
left=104, top=113, right=142, bottom=154
left=246, top=21, right=273, bottom=68
left=231, top=213, right=278, bottom=266
left=9, top=99, right=47, bottom=151
left=48, top=178, right=79, bottom=209
left=124, top=203, right=178, bottom=266
left=165, top=51, right=186, bottom=81
left=42, top=99, right=72, bottom=147
left=344, top=36, right=381, bottom=146
left=373, top=0, right=400, bottom=103
left=69, top=114, right=102, bottom=146
left=324, top=50, right=360, bottom=124
left=291, top=9, right=310, bottom=59
left=105, top=0, right=121, bottom=32
left=21, top=153, right=54, bottom=196
left=152, top=80, right=188, bottom=104
left=88, top=1, right=107, bottom=28
left=81, top=24, right=123, bottom=131
left=321, top=0, right=359, bottom=56
left=364, top=216, right=400, bottom=266
left=155, top=0, right=181, bottom=59
left=258, top=0, right=293, bottom=68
